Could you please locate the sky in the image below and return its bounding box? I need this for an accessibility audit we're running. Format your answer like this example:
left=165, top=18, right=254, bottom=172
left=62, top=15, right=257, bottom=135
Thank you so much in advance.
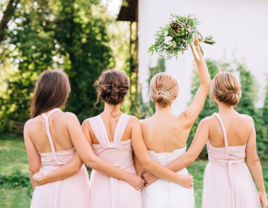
left=101, top=0, right=122, bottom=16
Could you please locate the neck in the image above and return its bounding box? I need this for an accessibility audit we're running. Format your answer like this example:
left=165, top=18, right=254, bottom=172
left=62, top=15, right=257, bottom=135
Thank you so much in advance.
left=217, top=102, right=234, bottom=113
left=103, top=102, right=121, bottom=116
left=154, top=103, right=173, bottom=118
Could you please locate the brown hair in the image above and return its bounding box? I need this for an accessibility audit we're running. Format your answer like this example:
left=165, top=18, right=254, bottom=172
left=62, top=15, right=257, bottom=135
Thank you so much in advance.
left=210, top=72, right=241, bottom=106
left=30, top=70, right=70, bottom=118
left=95, top=69, right=129, bottom=106
left=149, top=72, right=179, bottom=107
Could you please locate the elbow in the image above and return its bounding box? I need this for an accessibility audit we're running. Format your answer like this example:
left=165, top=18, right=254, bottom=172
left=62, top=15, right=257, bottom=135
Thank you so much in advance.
left=203, top=80, right=211, bottom=90
left=84, top=157, right=97, bottom=170
left=29, top=166, right=40, bottom=174
left=139, top=158, right=151, bottom=170
left=72, top=163, right=82, bottom=173
left=247, top=157, right=260, bottom=167
left=185, top=154, right=196, bottom=167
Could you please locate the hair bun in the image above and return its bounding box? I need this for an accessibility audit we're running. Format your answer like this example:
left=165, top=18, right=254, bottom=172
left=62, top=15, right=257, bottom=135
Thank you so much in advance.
left=210, top=72, right=241, bottom=106
left=95, top=70, right=129, bottom=105
left=149, top=72, right=179, bottom=107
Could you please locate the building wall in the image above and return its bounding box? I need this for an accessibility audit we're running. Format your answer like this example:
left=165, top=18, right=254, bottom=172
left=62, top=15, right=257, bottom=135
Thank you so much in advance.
left=139, top=0, right=268, bottom=115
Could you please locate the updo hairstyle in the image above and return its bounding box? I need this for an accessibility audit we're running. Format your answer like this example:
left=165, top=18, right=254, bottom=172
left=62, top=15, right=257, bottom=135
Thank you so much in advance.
left=95, top=69, right=129, bottom=106
left=210, top=72, right=241, bottom=106
left=149, top=72, right=179, bottom=107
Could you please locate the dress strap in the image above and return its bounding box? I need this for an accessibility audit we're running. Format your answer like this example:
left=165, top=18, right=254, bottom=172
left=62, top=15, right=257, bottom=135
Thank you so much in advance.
left=41, top=108, right=63, bottom=165
left=114, top=114, right=130, bottom=144
left=213, top=113, right=230, bottom=159
left=88, top=116, right=110, bottom=148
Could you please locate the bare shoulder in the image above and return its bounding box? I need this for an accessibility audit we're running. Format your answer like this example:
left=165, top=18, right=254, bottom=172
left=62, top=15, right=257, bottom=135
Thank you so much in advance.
left=82, top=118, right=91, bottom=129
left=24, top=117, right=42, bottom=133
left=238, top=113, right=254, bottom=127
left=128, top=115, right=140, bottom=126
left=199, top=115, right=215, bottom=127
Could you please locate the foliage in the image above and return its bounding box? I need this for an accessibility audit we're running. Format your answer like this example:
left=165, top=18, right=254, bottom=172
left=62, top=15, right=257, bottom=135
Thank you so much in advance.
left=55, top=0, right=114, bottom=121
left=148, top=14, right=215, bottom=60
left=0, top=0, right=115, bottom=133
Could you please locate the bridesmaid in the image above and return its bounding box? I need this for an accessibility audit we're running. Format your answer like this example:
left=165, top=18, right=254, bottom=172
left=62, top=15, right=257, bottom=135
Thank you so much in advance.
left=33, top=69, right=193, bottom=208
left=25, top=70, right=145, bottom=208
left=144, top=72, right=268, bottom=208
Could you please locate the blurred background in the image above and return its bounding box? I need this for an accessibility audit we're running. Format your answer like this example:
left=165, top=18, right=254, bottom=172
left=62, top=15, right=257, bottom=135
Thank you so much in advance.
left=0, top=0, right=267, bottom=207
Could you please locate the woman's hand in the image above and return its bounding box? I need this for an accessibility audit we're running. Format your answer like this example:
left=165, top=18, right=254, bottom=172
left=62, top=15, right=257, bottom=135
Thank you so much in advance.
left=32, top=170, right=45, bottom=186
left=125, top=173, right=145, bottom=190
left=143, top=171, right=159, bottom=187
left=178, top=174, right=194, bottom=188
left=259, top=192, right=268, bottom=208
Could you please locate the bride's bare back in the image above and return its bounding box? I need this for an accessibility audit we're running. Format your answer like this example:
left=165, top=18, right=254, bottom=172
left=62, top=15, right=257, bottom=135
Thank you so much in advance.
left=141, top=113, right=191, bottom=153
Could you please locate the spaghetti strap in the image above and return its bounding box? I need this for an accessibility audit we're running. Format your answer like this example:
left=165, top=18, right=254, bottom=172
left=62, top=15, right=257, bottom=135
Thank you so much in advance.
left=213, top=113, right=230, bottom=159
left=41, top=108, right=63, bottom=165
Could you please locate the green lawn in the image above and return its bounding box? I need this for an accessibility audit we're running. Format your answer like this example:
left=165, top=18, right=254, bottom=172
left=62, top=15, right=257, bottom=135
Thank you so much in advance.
left=0, top=140, right=267, bottom=208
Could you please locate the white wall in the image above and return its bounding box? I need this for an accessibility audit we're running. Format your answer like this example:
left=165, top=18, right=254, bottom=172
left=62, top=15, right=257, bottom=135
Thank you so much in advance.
left=139, top=0, right=268, bottom=115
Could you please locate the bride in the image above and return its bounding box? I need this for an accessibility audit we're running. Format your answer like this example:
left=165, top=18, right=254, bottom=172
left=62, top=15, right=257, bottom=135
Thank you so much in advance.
left=141, top=40, right=211, bottom=208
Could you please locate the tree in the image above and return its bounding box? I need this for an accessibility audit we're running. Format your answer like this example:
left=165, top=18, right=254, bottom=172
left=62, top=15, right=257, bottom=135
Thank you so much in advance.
left=0, top=0, right=115, bottom=134
left=0, top=0, right=20, bottom=42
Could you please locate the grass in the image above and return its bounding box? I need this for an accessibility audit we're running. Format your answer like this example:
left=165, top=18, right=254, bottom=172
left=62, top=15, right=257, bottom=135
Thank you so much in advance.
left=0, top=140, right=267, bottom=208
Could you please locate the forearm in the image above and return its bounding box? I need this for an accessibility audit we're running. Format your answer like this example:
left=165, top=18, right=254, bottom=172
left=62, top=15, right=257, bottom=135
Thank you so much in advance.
left=248, top=159, right=266, bottom=193
left=165, top=154, right=194, bottom=172
left=134, top=155, right=143, bottom=177
left=194, top=46, right=210, bottom=87
left=40, top=166, right=81, bottom=185
left=142, top=158, right=183, bottom=184
left=29, top=171, right=37, bottom=190
left=86, top=156, right=131, bottom=182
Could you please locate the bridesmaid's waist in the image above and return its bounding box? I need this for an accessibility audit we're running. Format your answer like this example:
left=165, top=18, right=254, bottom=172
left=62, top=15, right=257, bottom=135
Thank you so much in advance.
left=208, top=159, right=245, bottom=167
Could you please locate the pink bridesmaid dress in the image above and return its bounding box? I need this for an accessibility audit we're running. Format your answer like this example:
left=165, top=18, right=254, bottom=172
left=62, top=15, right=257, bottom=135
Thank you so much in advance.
left=88, top=113, right=142, bottom=208
left=202, top=113, right=261, bottom=208
left=30, top=109, right=90, bottom=208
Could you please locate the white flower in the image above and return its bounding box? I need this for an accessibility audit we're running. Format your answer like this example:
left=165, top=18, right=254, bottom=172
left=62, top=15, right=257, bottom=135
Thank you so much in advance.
left=164, top=36, right=173, bottom=45
left=164, top=31, right=168, bottom=36
left=172, top=41, right=177, bottom=47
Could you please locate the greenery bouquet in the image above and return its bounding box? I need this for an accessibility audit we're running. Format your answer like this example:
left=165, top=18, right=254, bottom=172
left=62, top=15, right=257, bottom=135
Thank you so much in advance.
left=148, top=14, right=216, bottom=60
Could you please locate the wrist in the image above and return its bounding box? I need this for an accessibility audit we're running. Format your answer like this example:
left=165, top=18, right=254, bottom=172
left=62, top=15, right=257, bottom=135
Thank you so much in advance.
left=176, top=175, right=183, bottom=184
left=259, top=191, right=266, bottom=195
left=123, top=172, right=130, bottom=182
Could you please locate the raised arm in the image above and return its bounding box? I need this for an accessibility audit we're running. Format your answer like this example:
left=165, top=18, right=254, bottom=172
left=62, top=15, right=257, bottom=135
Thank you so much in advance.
left=143, top=118, right=209, bottom=186
left=68, top=114, right=144, bottom=190
left=179, top=42, right=211, bottom=127
left=24, top=121, right=42, bottom=190
left=131, top=117, right=193, bottom=188
left=246, top=119, right=268, bottom=208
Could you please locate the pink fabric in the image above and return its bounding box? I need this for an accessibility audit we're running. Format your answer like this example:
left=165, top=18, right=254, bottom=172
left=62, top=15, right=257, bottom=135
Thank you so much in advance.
left=88, top=113, right=142, bottom=208
left=30, top=108, right=90, bottom=208
left=202, top=113, right=261, bottom=208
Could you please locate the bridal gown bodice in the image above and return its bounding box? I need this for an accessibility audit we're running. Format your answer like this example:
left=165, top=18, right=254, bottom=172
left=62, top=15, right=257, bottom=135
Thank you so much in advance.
left=142, top=147, right=195, bottom=208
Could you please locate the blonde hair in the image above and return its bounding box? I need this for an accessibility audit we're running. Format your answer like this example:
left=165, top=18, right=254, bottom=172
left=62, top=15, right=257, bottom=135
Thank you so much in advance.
left=210, top=72, right=241, bottom=106
left=149, top=72, right=179, bottom=107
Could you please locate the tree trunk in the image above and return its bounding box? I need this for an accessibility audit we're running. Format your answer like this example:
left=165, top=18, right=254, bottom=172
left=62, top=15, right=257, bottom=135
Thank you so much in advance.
left=0, top=0, right=20, bottom=43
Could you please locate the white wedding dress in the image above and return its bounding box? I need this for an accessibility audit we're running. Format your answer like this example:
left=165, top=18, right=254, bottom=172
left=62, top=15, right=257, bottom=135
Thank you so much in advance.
left=142, top=147, right=195, bottom=208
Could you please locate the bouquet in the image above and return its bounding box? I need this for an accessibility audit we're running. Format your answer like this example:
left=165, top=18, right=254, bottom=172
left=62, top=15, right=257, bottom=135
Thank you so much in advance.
left=148, top=14, right=216, bottom=60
